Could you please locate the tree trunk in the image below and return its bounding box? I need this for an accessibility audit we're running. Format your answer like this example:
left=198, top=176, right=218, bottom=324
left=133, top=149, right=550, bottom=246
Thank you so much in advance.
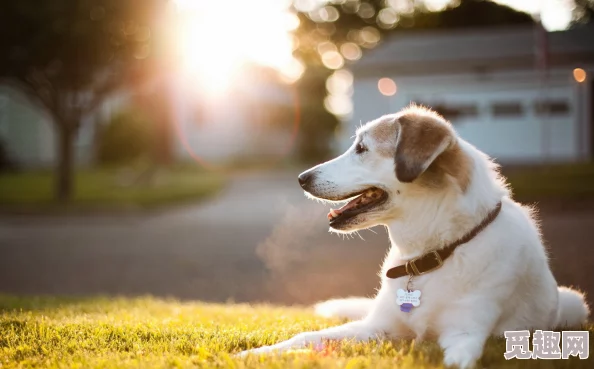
left=55, top=125, right=75, bottom=203
left=155, top=111, right=173, bottom=166
left=153, top=80, right=174, bottom=166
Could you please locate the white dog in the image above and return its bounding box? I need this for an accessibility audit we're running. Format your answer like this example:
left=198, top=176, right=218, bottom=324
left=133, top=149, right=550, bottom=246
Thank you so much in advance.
left=240, top=106, right=589, bottom=368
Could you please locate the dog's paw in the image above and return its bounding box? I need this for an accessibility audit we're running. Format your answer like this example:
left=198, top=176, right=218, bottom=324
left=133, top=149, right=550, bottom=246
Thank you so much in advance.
left=236, top=345, right=275, bottom=358
left=443, top=346, right=478, bottom=369
left=236, top=350, right=250, bottom=358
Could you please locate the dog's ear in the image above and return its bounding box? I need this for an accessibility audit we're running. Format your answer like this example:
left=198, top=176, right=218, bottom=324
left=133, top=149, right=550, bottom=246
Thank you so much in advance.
left=394, top=114, right=453, bottom=183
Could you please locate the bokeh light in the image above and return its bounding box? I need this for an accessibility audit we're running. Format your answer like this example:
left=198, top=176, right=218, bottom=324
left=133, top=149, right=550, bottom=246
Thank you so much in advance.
left=424, top=0, right=453, bottom=12
left=340, top=42, right=362, bottom=61
left=325, top=69, right=354, bottom=117
left=326, top=69, right=354, bottom=96
left=378, top=8, right=399, bottom=28
left=322, top=6, right=341, bottom=22
left=387, top=0, right=415, bottom=14
left=281, top=58, right=306, bottom=84
left=342, top=0, right=361, bottom=14
left=357, top=3, right=376, bottom=19
left=359, top=26, right=381, bottom=48
left=378, top=77, right=397, bottom=96
left=317, top=41, right=338, bottom=55
left=321, top=50, right=345, bottom=69
left=573, top=68, right=587, bottom=83
left=324, top=94, right=353, bottom=117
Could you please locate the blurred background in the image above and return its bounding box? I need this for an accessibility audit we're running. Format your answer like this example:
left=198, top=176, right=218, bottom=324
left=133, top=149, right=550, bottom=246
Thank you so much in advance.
left=0, top=0, right=593, bottom=309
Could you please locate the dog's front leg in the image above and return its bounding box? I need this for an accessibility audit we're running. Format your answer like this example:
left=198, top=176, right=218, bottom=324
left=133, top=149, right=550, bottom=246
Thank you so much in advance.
left=438, top=304, right=500, bottom=369
left=238, top=320, right=383, bottom=357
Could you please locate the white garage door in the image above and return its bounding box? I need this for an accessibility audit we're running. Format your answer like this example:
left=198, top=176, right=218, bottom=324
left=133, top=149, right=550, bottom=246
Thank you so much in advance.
left=407, top=85, right=577, bottom=163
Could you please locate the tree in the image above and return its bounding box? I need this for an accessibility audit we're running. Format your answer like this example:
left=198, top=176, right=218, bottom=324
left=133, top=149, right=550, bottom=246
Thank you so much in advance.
left=0, top=0, right=168, bottom=202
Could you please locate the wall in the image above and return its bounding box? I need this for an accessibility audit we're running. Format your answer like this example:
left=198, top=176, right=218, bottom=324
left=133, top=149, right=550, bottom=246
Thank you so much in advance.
left=0, top=86, right=53, bottom=167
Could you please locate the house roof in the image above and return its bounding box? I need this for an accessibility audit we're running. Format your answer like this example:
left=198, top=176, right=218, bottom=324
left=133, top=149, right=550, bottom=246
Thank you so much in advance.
left=351, top=24, right=594, bottom=77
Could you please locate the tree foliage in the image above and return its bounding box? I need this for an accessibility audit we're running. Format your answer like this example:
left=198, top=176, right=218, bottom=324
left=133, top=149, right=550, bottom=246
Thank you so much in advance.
left=294, top=0, right=535, bottom=68
left=0, top=0, right=168, bottom=201
left=573, top=0, right=594, bottom=24
left=0, top=0, right=165, bottom=127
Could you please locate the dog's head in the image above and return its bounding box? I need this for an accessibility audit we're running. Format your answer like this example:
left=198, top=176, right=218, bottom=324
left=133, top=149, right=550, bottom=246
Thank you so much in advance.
left=298, top=106, right=472, bottom=233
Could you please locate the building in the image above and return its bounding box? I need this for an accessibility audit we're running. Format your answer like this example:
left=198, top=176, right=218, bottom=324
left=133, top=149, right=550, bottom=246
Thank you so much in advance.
left=343, top=24, right=594, bottom=163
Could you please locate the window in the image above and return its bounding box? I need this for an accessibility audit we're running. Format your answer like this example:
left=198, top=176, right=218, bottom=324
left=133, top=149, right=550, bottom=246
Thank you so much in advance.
left=492, top=102, right=524, bottom=118
left=534, top=100, right=570, bottom=116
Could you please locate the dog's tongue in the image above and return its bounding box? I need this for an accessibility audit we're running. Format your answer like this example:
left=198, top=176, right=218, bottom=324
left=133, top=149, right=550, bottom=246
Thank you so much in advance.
left=327, top=197, right=360, bottom=220
left=326, top=188, right=385, bottom=220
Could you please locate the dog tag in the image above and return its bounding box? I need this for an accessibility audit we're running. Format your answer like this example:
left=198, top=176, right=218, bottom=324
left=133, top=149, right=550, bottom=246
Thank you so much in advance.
left=396, top=289, right=421, bottom=312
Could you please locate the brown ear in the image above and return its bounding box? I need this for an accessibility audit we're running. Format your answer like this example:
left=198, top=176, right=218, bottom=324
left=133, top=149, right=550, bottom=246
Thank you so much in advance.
left=394, top=114, right=454, bottom=183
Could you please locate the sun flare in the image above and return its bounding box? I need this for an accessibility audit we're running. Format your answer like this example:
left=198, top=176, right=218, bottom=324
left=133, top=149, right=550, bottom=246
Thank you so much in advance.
left=174, top=0, right=303, bottom=95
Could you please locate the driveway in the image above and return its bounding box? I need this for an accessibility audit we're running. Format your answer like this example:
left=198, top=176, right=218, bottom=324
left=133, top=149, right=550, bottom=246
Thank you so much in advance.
left=1, top=170, right=593, bottom=308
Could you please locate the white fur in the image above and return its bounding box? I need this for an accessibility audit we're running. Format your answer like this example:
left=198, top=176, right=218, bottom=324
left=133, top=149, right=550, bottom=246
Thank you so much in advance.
left=556, top=287, right=590, bottom=328
left=239, top=109, right=590, bottom=368
left=314, top=297, right=374, bottom=320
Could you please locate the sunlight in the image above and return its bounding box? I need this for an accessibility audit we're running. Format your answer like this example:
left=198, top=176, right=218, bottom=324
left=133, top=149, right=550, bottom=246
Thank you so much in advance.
left=174, top=0, right=302, bottom=95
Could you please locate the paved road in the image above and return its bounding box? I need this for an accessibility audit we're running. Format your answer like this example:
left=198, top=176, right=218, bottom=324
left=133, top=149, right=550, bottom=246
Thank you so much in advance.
left=1, top=170, right=593, bottom=307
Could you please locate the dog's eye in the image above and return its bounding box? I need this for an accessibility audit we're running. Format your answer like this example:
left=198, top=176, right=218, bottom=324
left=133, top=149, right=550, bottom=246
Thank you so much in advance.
left=355, top=143, right=367, bottom=154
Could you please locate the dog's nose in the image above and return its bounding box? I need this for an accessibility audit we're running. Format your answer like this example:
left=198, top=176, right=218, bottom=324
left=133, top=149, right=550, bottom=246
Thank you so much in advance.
left=298, top=171, right=314, bottom=189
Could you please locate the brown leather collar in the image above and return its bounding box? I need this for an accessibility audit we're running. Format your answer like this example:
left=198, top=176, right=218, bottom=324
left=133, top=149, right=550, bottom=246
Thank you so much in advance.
left=385, top=201, right=502, bottom=279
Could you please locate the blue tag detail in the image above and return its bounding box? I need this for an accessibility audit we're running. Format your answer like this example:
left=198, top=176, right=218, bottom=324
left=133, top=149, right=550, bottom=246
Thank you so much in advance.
left=400, top=303, right=413, bottom=313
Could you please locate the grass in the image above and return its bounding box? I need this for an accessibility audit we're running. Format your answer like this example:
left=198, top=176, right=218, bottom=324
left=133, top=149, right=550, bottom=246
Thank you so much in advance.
left=0, top=296, right=591, bottom=368
left=0, top=166, right=224, bottom=212
left=504, top=162, right=594, bottom=200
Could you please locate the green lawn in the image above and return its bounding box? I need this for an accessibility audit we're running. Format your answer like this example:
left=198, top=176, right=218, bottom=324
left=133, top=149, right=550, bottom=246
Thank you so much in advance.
left=505, top=162, right=594, bottom=200
left=0, top=296, right=591, bottom=368
left=0, top=167, right=224, bottom=212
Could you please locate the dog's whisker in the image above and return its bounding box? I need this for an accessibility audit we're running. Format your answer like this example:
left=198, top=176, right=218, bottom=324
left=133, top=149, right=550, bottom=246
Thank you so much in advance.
left=354, top=231, right=365, bottom=241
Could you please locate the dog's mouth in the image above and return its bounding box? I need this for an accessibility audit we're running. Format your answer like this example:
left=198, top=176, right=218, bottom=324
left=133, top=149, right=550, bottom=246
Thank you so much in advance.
left=327, top=187, right=388, bottom=225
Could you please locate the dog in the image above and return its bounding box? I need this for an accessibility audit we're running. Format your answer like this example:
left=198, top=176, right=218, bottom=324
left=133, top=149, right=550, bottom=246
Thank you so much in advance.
left=239, top=105, right=590, bottom=368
